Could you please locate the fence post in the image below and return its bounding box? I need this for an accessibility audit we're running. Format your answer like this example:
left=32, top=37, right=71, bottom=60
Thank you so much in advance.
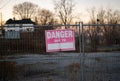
left=78, top=22, right=82, bottom=54
left=79, top=22, right=84, bottom=81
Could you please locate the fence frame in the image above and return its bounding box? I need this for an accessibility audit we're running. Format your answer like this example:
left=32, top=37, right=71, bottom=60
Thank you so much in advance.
left=0, top=23, right=120, bottom=81
left=80, top=22, right=120, bottom=81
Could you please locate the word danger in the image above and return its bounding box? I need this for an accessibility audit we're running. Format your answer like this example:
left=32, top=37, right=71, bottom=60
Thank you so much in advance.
left=46, top=30, right=73, bottom=39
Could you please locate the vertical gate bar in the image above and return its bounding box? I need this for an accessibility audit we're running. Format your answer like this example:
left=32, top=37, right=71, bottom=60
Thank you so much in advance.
left=81, top=22, right=85, bottom=55
left=78, top=22, right=82, bottom=81
left=79, top=22, right=82, bottom=54
left=80, top=22, right=84, bottom=81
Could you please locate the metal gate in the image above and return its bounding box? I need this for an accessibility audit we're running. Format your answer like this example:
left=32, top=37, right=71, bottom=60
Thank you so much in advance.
left=0, top=23, right=120, bottom=81
left=0, top=23, right=84, bottom=81
left=81, top=23, right=120, bottom=81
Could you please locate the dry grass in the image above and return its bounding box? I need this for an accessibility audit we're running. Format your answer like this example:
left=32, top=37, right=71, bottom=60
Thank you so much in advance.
left=64, top=63, right=80, bottom=81
left=94, top=57, right=105, bottom=63
left=0, top=61, right=20, bottom=80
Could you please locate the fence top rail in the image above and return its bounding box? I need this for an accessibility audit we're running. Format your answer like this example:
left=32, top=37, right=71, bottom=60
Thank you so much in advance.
left=0, top=23, right=120, bottom=27
left=83, top=24, right=120, bottom=26
left=0, top=24, right=80, bottom=27
left=37, top=24, right=79, bottom=27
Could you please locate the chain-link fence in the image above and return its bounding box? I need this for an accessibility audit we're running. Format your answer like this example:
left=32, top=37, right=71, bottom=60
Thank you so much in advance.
left=82, top=23, right=120, bottom=81
left=83, top=24, right=120, bottom=52
left=0, top=24, right=83, bottom=81
left=0, top=23, right=120, bottom=81
left=0, top=24, right=82, bottom=55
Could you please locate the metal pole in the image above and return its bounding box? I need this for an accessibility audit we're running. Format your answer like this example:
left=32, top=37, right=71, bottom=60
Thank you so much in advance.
left=80, top=22, right=84, bottom=81
left=78, top=22, right=82, bottom=81
left=81, top=22, right=85, bottom=56
left=0, top=12, right=2, bottom=26
left=78, top=22, right=82, bottom=54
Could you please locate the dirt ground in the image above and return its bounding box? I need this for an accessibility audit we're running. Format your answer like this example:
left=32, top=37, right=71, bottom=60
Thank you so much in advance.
left=0, top=52, right=120, bottom=81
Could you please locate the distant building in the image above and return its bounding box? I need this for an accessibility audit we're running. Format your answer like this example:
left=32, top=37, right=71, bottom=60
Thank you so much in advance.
left=4, top=18, right=36, bottom=39
left=5, top=18, right=36, bottom=32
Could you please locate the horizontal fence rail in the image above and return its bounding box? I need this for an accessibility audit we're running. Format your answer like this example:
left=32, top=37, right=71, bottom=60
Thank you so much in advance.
left=83, top=24, right=120, bottom=26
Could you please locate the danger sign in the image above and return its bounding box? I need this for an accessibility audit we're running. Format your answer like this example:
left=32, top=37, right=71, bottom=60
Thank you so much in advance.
left=45, top=29, right=75, bottom=52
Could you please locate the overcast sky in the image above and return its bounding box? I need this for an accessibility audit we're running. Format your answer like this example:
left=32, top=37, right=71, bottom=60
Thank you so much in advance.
left=0, top=0, right=120, bottom=22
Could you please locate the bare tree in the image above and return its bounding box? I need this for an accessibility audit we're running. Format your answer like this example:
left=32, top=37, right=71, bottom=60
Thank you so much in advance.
left=37, top=9, right=54, bottom=25
left=87, top=7, right=99, bottom=51
left=87, top=7, right=97, bottom=24
left=105, top=9, right=120, bottom=24
left=97, top=8, right=120, bottom=45
left=13, top=2, right=38, bottom=19
left=103, top=9, right=120, bottom=45
left=87, top=7, right=120, bottom=51
left=97, top=8, right=106, bottom=24
left=54, top=0, right=75, bottom=25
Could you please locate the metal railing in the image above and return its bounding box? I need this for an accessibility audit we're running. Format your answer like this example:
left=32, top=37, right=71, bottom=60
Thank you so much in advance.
left=0, top=23, right=120, bottom=81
